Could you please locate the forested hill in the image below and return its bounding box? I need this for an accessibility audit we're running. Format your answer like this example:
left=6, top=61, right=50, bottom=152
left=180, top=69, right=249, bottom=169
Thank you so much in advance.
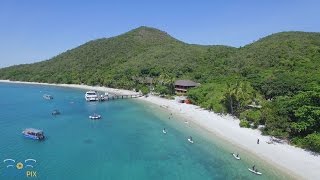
left=1, top=27, right=320, bottom=152
left=0, top=26, right=236, bottom=86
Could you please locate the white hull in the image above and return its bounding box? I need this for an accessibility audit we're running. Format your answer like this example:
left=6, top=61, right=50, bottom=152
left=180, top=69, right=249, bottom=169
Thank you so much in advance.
left=89, top=115, right=101, bottom=120
left=85, top=97, right=99, bottom=101
left=85, top=91, right=99, bottom=101
left=163, top=130, right=167, bottom=134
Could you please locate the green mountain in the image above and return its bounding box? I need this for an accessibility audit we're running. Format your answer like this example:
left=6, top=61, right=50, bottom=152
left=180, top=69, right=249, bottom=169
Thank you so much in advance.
left=1, top=27, right=320, bottom=152
left=0, top=26, right=235, bottom=87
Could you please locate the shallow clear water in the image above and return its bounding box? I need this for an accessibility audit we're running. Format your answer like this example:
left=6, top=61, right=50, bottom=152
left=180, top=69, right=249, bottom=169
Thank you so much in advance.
left=0, top=83, right=292, bottom=180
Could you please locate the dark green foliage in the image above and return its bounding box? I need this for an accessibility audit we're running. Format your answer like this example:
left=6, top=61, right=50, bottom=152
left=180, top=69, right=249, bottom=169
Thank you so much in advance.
left=187, top=81, right=227, bottom=113
left=303, top=133, right=320, bottom=152
left=292, top=133, right=320, bottom=152
left=1, top=27, right=320, bottom=151
left=222, top=81, right=256, bottom=116
left=240, top=109, right=262, bottom=128
left=139, top=86, right=149, bottom=95
left=239, top=120, right=251, bottom=128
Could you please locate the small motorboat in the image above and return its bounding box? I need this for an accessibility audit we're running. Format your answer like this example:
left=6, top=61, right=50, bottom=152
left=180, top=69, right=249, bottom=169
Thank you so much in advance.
left=188, top=136, right=194, bottom=144
left=248, top=167, right=262, bottom=175
left=184, top=121, right=189, bottom=124
left=52, top=109, right=61, bottom=115
left=22, top=128, right=45, bottom=140
left=232, top=153, right=241, bottom=160
left=43, top=94, right=53, bottom=100
left=89, top=114, right=101, bottom=120
left=163, top=128, right=167, bottom=134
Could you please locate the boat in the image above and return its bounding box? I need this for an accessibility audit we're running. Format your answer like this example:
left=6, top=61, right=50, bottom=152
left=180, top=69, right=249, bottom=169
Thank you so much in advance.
left=43, top=94, right=53, bottom=100
left=85, top=91, right=99, bottom=101
left=163, top=129, right=167, bottom=134
left=248, top=168, right=262, bottom=175
left=89, top=113, right=101, bottom=120
left=52, top=109, right=61, bottom=115
left=232, top=153, right=241, bottom=160
left=188, top=137, right=194, bottom=143
left=22, top=128, right=45, bottom=140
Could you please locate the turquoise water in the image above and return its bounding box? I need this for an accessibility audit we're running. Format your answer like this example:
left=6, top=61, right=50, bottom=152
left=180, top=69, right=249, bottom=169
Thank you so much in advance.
left=0, top=83, right=292, bottom=180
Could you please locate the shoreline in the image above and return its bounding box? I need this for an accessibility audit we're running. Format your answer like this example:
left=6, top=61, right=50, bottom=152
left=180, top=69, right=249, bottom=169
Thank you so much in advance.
left=1, top=80, right=319, bottom=179
left=137, top=96, right=320, bottom=180
left=0, top=80, right=138, bottom=96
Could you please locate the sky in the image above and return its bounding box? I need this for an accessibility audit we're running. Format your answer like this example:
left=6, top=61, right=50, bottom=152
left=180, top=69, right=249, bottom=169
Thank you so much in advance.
left=0, top=0, right=319, bottom=68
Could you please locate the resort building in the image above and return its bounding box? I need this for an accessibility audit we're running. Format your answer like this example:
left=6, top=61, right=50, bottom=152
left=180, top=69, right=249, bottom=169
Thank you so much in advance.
left=174, top=80, right=199, bottom=94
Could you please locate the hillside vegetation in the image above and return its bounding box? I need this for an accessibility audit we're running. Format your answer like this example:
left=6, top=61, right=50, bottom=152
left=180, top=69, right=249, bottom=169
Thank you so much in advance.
left=1, top=27, right=319, bottom=152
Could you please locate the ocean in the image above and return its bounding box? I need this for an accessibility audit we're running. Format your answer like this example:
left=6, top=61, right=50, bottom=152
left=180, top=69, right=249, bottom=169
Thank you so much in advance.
left=0, top=83, right=291, bottom=180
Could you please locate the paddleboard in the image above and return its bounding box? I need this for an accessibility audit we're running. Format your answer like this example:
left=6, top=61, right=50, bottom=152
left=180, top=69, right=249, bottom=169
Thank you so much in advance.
left=163, top=130, right=167, bottom=134
left=232, top=153, right=241, bottom=160
left=188, top=138, right=194, bottom=143
left=248, top=168, right=262, bottom=175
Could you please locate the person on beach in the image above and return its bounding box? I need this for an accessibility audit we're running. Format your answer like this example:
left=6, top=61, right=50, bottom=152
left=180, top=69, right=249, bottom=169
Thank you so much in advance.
left=236, top=153, right=239, bottom=157
left=257, top=138, right=260, bottom=144
left=252, top=165, right=255, bottom=170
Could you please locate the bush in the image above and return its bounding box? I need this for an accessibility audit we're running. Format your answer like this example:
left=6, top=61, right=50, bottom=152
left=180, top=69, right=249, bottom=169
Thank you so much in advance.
left=303, top=133, right=320, bottom=152
left=239, top=120, right=250, bottom=128
left=240, top=109, right=262, bottom=127
left=140, top=86, right=149, bottom=95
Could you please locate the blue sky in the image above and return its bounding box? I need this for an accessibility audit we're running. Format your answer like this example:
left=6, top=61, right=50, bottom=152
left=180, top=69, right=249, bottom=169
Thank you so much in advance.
left=0, top=0, right=319, bottom=67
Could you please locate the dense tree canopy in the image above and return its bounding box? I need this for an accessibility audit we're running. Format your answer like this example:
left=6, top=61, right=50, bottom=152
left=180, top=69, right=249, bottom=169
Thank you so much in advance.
left=0, top=27, right=320, bottom=152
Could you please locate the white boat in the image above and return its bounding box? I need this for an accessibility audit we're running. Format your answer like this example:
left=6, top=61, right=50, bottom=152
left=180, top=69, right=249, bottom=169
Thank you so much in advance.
left=85, top=91, right=98, bottom=101
left=188, top=137, right=194, bottom=143
left=248, top=168, right=262, bottom=175
left=22, top=128, right=45, bottom=140
left=43, top=94, right=53, bottom=100
left=232, top=153, right=240, bottom=160
left=89, top=114, right=101, bottom=120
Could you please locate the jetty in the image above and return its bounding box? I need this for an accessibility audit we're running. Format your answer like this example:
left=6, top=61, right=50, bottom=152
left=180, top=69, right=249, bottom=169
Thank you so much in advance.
left=97, top=93, right=142, bottom=102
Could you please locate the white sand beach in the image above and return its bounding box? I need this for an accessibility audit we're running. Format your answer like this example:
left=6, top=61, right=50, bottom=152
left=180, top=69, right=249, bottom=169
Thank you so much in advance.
left=1, top=80, right=319, bottom=179
left=137, top=95, right=320, bottom=180
left=0, top=80, right=138, bottom=96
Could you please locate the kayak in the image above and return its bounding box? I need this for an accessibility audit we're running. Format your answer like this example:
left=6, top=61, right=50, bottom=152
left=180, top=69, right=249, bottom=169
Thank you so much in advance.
left=248, top=168, right=262, bottom=175
left=232, top=153, right=240, bottom=160
left=188, top=138, right=194, bottom=144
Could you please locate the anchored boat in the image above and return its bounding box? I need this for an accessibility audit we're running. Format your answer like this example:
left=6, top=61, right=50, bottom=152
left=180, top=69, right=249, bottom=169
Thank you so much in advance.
left=43, top=94, right=53, bottom=100
left=22, top=128, right=45, bottom=140
left=85, top=91, right=99, bottom=101
left=89, top=113, right=101, bottom=120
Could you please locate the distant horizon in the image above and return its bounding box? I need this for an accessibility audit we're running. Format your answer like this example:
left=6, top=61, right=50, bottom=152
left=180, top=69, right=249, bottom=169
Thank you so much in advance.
left=1, top=0, right=319, bottom=68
